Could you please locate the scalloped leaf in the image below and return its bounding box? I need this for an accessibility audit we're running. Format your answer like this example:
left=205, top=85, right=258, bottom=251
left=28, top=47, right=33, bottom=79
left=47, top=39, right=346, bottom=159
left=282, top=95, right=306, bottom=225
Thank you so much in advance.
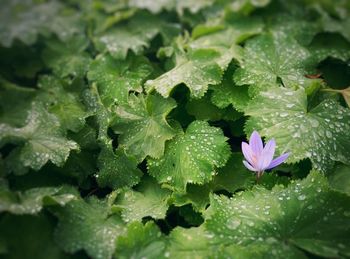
left=0, top=0, right=84, bottom=47
left=146, top=18, right=262, bottom=99
left=115, top=177, right=171, bottom=222
left=0, top=78, right=36, bottom=126
left=115, top=221, right=166, bottom=259
left=146, top=48, right=223, bottom=99
left=172, top=153, right=254, bottom=212
left=233, top=33, right=319, bottom=92
left=0, top=186, right=77, bottom=215
left=244, top=87, right=350, bottom=172
left=42, top=36, right=92, bottom=79
left=54, top=196, right=125, bottom=259
left=0, top=102, right=79, bottom=174
left=211, top=65, right=251, bottom=112
left=112, top=93, right=176, bottom=161
left=148, top=121, right=231, bottom=193
left=87, top=54, right=153, bottom=107
left=205, top=171, right=350, bottom=258
left=96, top=146, right=143, bottom=189
left=186, top=93, right=242, bottom=121
left=37, top=76, right=90, bottom=133
left=93, top=12, right=179, bottom=59
left=165, top=227, right=210, bottom=258
left=328, top=164, right=350, bottom=196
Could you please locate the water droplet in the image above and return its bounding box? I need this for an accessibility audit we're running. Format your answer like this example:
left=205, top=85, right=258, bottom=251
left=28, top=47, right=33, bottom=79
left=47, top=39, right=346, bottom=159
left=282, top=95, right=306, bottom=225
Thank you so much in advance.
left=298, top=194, right=306, bottom=201
left=310, top=119, right=319, bottom=128
left=227, top=219, right=241, bottom=230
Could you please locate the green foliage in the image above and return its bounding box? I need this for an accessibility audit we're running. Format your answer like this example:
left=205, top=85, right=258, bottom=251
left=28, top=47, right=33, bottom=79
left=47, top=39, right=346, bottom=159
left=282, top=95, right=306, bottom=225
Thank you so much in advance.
left=233, top=33, right=319, bottom=93
left=148, top=121, right=231, bottom=193
left=0, top=214, right=68, bottom=259
left=0, top=185, right=77, bottom=215
left=54, top=196, right=125, bottom=259
left=37, top=76, right=90, bottom=132
left=0, top=0, right=84, bottom=47
left=328, top=164, right=350, bottom=195
left=146, top=48, right=224, bottom=98
left=0, top=79, right=36, bottom=126
left=112, top=93, right=177, bottom=161
left=115, top=177, right=171, bottom=222
left=0, top=102, right=79, bottom=174
left=146, top=17, right=263, bottom=98
left=205, top=171, right=350, bottom=258
left=42, top=36, right=92, bottom=79
left=96, top=146, right=143, bottom=189
left=93, top=12, right=179, bottom=59
left=115, top=221, right=166, bottom=258
left=87, top=54, right=153, bottom=107
left=1, top=0, right=350, bottom=258
left=245, top=87, right=350, bottom=172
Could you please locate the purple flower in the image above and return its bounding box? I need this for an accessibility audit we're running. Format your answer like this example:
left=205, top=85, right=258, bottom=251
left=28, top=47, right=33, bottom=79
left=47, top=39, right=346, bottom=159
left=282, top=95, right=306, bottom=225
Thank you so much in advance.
left=242, top=131, right=289, bottom=178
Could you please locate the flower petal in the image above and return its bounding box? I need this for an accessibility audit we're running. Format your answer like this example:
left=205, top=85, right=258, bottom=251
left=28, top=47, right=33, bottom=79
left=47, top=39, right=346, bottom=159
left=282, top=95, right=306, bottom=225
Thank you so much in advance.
left=249, top=131, right=263, bottom=155
left=266, top=152, right=290, bottom=170
left=243, top=160, right=257, bottom=172
left=241, top=142, right=256, bottom=166
left=257, top=139, right=276, bottom=171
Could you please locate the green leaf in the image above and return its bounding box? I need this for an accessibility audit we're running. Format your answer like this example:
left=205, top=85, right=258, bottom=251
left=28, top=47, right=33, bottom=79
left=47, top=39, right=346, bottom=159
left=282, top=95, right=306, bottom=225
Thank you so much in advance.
left=233, top=33, right=318, bottom=91
left=186, top=93, right=242, bottom=121
left=42, top=36, right=92, bottom=79
left=0, top=214, right=67, bottom=259
left=146, top=19, right=262, bottom=99
left=190, top=17, right=263, bottom=50
left=172, top=184, right=211, bottom=212
left=205, top=171, right=350, bottom=258
left=96, top=146, right=143, bottom=189
left=328, top=164, right=350, bottom=196
left=128, top=0, right=174, bottom=14
left=146, top=48, right=223, bottom=99
left=0, top=102, right=79, bottom=174
left=267, top=14, right=321, bottom=45
left=229, top=0, right=271, bottom=14
left=58, top=150, right=96, bottom=185
left=165, top=227, right=210, bottom=258
left=322, top=15, right=350, bottom=42
left=148, top=121, right=231, bottom=193
left=37, top=76, right=90, bottom=132
left=82, top=84, right=114, bottom=143
left=93, top=12, right=179, bottom=59
left=87, top=54, right=153, bottom=107
left=245, top=87, right=350, bottom=172
left=0, top=0, right=84, bottom=47
left=0, top=186, right=77, bottom=215
left=309, top=33, right=350, bottom=63
left=112, top=93, right=176, bottom=161
left=211, top=153, right=255, bottom=193
left=166, top=226, right=284, bottom=258
left=211, top=83, right=250, bottom=112
left=0, top=78, right=36, bottom=126
left=210, top=65, right=251, bottom=112
left=176, top=0, right=215, bottom=14
left=54, top=196, right=125, bottom=259
left=172, top=153, right=254, bottom=212
left=115, top=221, right=166, bottom=259
left=0, top=0, right=59, bottom=47
left=115, top=177, right=171, bottom=222
left=311, top=0, right=350, bottom=19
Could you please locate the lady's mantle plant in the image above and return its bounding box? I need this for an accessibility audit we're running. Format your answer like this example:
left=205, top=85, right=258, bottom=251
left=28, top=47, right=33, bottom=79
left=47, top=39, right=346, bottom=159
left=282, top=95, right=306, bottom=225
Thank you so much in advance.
left=0, top=0, right=350, bottom=258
